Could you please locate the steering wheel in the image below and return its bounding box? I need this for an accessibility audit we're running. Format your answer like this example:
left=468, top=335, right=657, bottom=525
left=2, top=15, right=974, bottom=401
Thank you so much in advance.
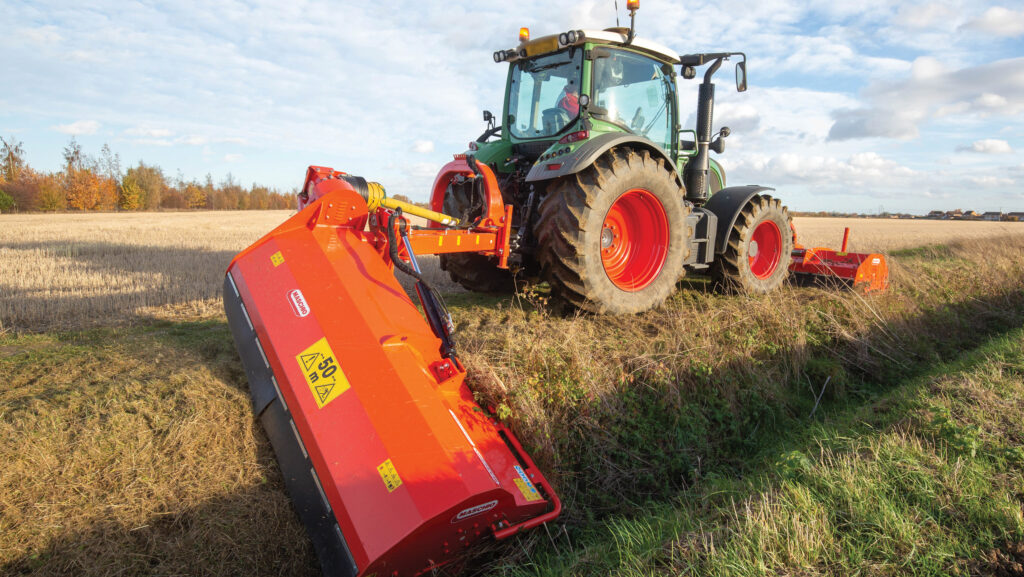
left=542, top=108, right=571, bottom=133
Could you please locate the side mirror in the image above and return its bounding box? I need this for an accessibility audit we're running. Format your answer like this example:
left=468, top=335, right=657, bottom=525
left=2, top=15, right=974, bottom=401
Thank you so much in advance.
left=679, top=129, right=698, bottom=156
left=735, top=61, right=747, bottom=92
left=681, top=65, right=696, bottom=80
left=483, top=110, right=493, bottom=122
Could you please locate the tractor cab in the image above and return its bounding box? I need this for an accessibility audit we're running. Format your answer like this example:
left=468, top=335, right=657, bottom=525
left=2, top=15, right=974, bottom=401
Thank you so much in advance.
left=474, top=26, right=732, bottom=201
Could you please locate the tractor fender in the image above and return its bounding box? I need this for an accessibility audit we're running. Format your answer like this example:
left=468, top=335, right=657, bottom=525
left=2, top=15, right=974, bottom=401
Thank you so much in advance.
left=703, top=185, right=776, bottom=254
left=524, top=133, right=683, bottom=188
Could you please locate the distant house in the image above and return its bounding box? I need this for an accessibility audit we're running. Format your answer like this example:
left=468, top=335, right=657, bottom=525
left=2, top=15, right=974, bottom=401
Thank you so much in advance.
left=946, top=209, right=964, bottom=219
left=1006, top=212, right=1024, bottom=222
left=926, top=210, right=945, bottom=219
left=962, top=210, right=980, bottom=220
left=982, top=212, right=1003, bottom=221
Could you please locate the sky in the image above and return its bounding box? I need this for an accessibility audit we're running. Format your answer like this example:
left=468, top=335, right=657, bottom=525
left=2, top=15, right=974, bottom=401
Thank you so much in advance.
left=1, top=0, right=1023, bottom=214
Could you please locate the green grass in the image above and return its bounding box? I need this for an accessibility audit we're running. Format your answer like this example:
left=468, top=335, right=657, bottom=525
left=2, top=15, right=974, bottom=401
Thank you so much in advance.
left=493, top=327, right=1024, bottom=576
left=2, top=235, right=1024, bottom=576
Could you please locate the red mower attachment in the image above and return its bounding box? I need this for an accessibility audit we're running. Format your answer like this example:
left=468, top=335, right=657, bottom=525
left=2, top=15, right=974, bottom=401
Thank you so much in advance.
left=223, top=158, right=559, bottom=577
left=789, top=227, right=889, bottom=293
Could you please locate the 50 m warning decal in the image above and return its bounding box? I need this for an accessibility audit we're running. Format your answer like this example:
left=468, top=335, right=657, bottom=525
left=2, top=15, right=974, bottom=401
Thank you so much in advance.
left=296, top=337, right=350, bottom=408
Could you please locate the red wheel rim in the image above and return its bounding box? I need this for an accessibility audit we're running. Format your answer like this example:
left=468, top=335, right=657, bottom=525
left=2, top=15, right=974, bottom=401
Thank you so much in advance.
left=748, top=220, right=782, bottom=279
left=600, top=188, right=669, bottom=291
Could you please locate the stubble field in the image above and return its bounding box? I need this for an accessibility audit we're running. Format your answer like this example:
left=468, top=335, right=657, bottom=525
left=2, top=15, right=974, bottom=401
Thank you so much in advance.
left=2, top=210, right=1024, bottom=576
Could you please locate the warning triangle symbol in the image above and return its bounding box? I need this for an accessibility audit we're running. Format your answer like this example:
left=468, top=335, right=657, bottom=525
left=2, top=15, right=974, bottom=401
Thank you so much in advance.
left=300, top=352, right=321, bottom=372
left=315, top=382, right=334, bottom=404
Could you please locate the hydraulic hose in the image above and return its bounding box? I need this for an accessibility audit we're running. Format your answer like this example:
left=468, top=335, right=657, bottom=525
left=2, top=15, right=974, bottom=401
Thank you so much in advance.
left=387, top=209, right=458, bottom=359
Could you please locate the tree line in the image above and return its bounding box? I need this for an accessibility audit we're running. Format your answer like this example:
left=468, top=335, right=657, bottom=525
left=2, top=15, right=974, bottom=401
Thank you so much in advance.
left=0, top=136, right=296, bottom=212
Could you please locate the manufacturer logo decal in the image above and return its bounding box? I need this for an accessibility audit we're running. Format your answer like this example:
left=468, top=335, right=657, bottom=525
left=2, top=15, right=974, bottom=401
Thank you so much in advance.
left=288, top=289, right=310, bottom=317
left=452, top=500, right=499, bottom=523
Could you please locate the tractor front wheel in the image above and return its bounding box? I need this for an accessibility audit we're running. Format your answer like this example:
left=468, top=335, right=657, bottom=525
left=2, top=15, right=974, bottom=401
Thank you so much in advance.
left=535, top=148, right=688, bottom=314
left=713, top=194, right=793, bottom=293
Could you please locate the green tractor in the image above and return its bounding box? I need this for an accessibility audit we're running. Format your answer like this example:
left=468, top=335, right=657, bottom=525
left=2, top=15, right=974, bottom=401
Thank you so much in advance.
left=434, top=6, right=792, bottom=314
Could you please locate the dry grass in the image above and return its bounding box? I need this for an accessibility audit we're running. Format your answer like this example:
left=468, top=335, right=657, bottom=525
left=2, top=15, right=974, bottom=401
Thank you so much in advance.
left=791, top=216, right=1024, bottom=251
left=0, top=211, right=460, bottom=332
left=2, top=211, right=1020, bottom=333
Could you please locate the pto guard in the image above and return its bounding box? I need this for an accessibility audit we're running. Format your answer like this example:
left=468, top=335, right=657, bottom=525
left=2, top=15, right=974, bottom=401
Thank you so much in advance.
left=224, top=168, right=559, bottom=576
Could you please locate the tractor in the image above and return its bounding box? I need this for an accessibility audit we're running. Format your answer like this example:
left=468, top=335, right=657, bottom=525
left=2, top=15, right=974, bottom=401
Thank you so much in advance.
left=435, top=4, right=793, bottom=313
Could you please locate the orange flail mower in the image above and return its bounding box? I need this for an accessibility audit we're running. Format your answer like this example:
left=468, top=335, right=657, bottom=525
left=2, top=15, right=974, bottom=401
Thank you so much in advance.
left=223, top=159, right=559, bottom=577
left=789, top=227, right=889, bottom=293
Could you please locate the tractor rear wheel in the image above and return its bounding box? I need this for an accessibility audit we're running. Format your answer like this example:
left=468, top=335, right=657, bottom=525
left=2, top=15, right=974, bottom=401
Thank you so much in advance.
left=713, top=194, right=793, bottom=293
left=438, top=181, right=515, bottom=293
left=535, top=148, right=688, bottom=314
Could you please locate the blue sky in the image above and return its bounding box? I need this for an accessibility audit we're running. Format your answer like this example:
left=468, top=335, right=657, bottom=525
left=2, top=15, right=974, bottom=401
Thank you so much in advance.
left=1, top=0, right=1022, bottom=213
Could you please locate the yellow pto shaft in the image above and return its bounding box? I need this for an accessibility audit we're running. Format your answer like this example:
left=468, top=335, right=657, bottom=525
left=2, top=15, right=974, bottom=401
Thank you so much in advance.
left=363, top=181, right=460, bottom=227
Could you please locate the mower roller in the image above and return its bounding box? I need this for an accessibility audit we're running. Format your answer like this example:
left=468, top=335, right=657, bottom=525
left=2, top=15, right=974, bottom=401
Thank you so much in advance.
left=223, top=161, right=559, bottom=577
left=789, top=227, right=889, bottom=292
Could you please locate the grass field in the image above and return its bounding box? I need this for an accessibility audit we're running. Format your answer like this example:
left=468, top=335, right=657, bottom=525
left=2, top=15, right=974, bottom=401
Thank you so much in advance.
left=2, top=211, right=1024, bottom=576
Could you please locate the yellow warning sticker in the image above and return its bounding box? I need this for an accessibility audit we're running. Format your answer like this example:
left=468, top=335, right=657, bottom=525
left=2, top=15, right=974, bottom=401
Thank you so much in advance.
left=271, top=251, right=285, bottom=267
left=512, top=465, right=543, bottom=502
left=377, top=459, right=403, bottom=492
left=295, top=337, right=350, bottom=408
left=513, top=478, right=543, bottom=502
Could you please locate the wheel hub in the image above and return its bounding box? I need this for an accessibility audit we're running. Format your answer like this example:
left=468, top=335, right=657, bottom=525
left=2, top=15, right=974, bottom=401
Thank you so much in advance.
left=600, top=189, right=669, bottom=291
left=748, top=220, right=782, bottom=279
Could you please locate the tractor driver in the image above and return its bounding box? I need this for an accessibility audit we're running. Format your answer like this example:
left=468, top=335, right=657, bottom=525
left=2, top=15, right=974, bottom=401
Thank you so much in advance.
left=558, top=82, right=580, bottom=116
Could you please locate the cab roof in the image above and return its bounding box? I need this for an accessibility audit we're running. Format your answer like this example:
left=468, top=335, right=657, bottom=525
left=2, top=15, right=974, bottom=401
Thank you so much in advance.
left=505, top=28, right=680, bottom=65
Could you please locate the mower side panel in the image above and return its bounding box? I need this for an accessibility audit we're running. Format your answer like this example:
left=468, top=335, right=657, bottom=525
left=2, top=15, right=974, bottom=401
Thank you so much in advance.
left=703, top=185, right=775, bottom=254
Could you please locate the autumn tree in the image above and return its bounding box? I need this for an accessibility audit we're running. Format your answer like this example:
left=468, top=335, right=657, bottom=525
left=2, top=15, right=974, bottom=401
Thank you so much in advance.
left=124, top=162, right=166, bottom=210
left=119, top=173, right=142, bottom=210
left=185, top=181, right=207, bottom=208
left=0, top=136, right=27, bottom=184
left=36, top=173, right=66, bottom=211
left=0, top=190, right=14, bottom=212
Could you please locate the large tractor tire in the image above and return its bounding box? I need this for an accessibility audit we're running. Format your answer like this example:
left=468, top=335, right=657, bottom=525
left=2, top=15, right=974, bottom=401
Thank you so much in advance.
left=713, top=194, right=793, bottom=293
left=438, top=181, right=516, bottom=293
left=535, top=147, right=689, bottom=314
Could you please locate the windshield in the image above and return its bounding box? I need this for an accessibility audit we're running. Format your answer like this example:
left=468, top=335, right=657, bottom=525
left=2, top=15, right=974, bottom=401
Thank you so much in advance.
left=508, top=49, right=583, bottom=139
left=592, top=49, right=674, bottom=152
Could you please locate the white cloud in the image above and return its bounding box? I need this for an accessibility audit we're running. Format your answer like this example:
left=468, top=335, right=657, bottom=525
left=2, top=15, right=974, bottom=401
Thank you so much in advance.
left=894, top=3, right=955, bottom=29
left=970, top=175, right=1015, bottom=187
left=411, top=140, right=435, bottom=153
left=224, top=153, right=243, bottom=162
left=829, top=56, right=1024, bottom=140
left=126, top=127, right=173, bottom=138
left=735, top=151, right=917, bottom=190
left=963, top=6, right=1024, bottom=37
left=957, top=139, right=1013, bottom=154
left=53, top=120, right=100, bottom=135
